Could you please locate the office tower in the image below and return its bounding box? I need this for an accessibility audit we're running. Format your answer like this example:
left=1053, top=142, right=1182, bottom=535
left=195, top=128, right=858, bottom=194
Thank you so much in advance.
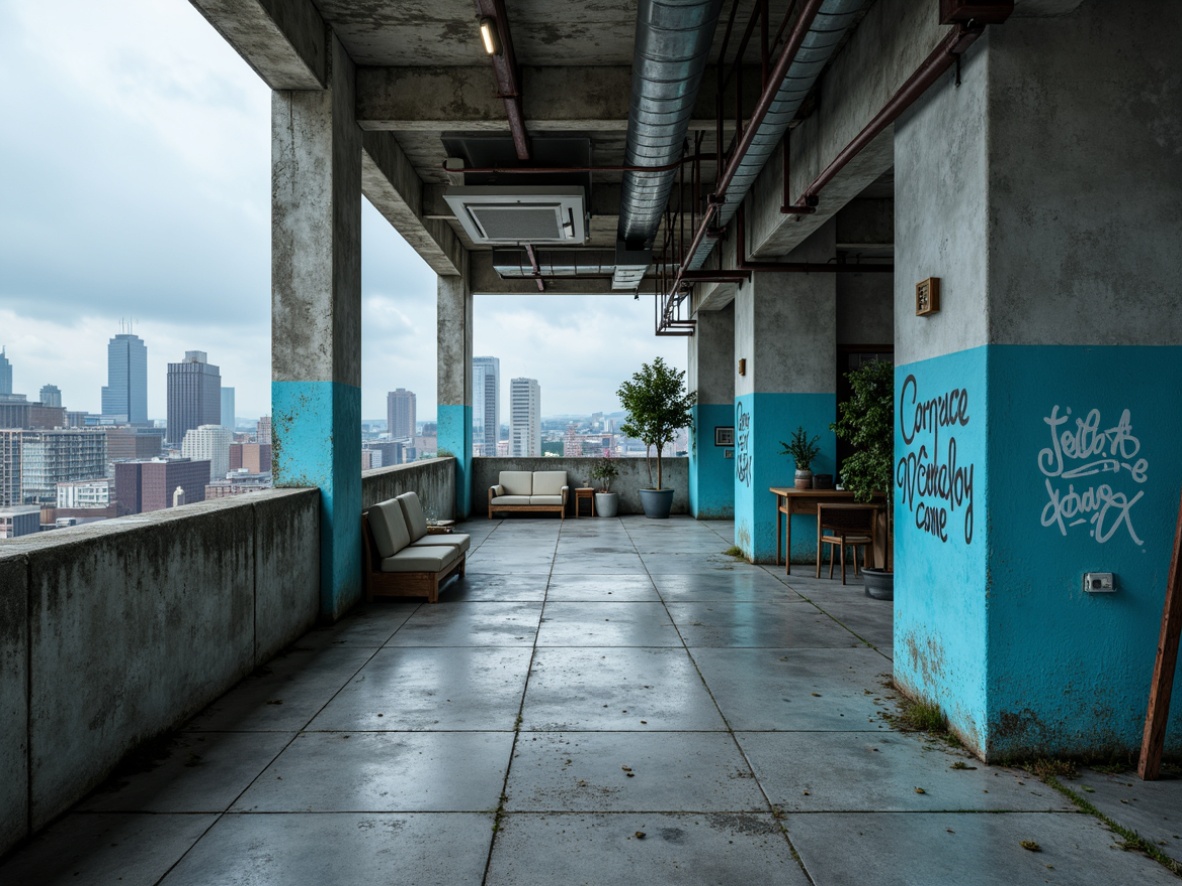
left=0, top=347, right=11, bottom=396
left=166, top=351, right=221, bottom=446
left=220, top=387, right=236, bottom=430
left=472, top=356, right=500, bottom=456
left=104, top=427, right=165, bottom=467
left=0, top=396, right=29, bottom=429
left=229, top=442, right=272, bottom=474
left=256, top=415, right=272, bottom=445
left=101, top=332, right=148, bottom=425
left=0, top=430, right=21, bottom=506
left=509, top=377, right=541, bottom=457
left=40, top=385, right=62, bottom=408
left=387, top=388, right=416, bottom=439
left=181, top=424, right=234, bottom=482
left=114, top=458, right=210, bottom=514
left=564, top=423, right=583, bottom=458
left=19, top=429, right=108, bottom=506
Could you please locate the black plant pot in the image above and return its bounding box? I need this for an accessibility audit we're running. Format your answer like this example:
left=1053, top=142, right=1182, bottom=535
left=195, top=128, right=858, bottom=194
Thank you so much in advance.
left=863, top=568, right=893, bottom=600
left=638, top=488, right=674, bottom=519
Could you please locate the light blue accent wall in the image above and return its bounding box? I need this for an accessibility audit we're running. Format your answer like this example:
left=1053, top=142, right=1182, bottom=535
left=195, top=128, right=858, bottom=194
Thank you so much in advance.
left=733, top=393, right=836, bottom=563
left=690, top=403, right=735, bottom=519
left=438, top=403, right=473, bottom=517
left=272, top=380, right=361, bottom=621
left=892, top=348, right=989, bottom=752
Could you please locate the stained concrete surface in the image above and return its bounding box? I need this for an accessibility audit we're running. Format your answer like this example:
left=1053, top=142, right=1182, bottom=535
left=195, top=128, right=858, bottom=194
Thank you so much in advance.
left=0, top=516, right=1178, bottom=885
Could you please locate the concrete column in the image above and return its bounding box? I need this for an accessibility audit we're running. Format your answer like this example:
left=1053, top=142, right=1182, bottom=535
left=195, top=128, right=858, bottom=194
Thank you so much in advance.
left=893, top=0, right=1182, bottom=759
left=271, top=36, right=362, bottom=622
left=437, top=261, right=473, bottom=517
left=734, top=222, right=837, bottom=562
left=688, top=304, right=734, bottom=518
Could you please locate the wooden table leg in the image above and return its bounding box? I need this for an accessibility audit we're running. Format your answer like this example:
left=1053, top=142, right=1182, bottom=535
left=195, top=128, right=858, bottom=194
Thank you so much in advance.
left=785, top=503, right=792, bottom=575
left=776, top=500, right=782, bottom=566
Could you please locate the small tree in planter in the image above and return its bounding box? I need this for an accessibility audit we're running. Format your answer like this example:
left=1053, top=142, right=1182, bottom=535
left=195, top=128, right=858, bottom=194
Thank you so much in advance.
left=589, top=458, right=621, bottom=517
left=780, top=426, right=820, bottom=489
left=831, top=359, right=895, bottom=596
left=617, top=357, right=696, bottom=518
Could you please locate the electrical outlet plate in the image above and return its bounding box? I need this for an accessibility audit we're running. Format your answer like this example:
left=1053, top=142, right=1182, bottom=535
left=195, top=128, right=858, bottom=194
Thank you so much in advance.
left=1083, top=572, right=1115, bottom=593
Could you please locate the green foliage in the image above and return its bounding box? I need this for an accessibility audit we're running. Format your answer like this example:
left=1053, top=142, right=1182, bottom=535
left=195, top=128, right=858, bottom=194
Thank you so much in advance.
left=779, top=426, right=820, bottom=470
left=588, top=458, right=620, bottom=492
left=831, top=360, right=894, bottom=507
left=617, top=357, right=696, bottom=491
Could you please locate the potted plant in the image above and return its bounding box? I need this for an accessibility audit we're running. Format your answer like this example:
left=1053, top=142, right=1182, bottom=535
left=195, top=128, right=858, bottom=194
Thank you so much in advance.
left=831, top=359, right=895, bottom=599
left=617, top=357, right=696, bottom=518
left=589, top=458, right=620, bottom=517
left=780, top=426, right=820, bottom=489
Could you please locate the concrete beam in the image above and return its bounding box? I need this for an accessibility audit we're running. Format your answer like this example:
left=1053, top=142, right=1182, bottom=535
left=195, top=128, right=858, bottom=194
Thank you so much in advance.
left=189, top=0, right=326, bottom=90
left=836, top=198, right=894, bottom=247
left=469, top=252, right=654, bottom=295
left=362, top=132, right=463, bottom=277
left=357, top=65, right=761, bottom=131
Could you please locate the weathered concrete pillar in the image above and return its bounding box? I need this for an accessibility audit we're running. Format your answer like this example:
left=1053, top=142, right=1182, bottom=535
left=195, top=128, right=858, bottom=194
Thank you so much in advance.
left=271, top=37, right=361, bottom=621
left=893, top=0, right=1182, bottom=759
left=437, top=262, right=473, bottom=517
left=688, top=304, right=734, bottom=518
left=734, top=222, right=837, bottom=562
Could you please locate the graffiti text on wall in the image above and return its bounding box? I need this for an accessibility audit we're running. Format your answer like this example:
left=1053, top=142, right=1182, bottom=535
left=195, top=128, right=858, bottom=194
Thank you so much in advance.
left=896, top=374, right=975, bottom=544
left=736, top=402, right=752, bottom=488
left=1038, top=406, right=1147, bottom=545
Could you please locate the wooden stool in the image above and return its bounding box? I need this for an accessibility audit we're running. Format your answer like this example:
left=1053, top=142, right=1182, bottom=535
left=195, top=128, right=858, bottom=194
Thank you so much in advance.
left=574, top=487, right=596, bottom=518
left=818, top=531, right=873, bottom=584
left=816, top=503, right=878, bottom=585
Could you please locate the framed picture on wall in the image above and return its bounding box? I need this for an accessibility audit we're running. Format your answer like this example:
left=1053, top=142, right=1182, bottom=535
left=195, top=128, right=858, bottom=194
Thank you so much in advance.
left=715, top=426, right=735, bottom=447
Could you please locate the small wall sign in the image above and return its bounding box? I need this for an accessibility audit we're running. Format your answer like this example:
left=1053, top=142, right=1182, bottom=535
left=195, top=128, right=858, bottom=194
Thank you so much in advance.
left=715, top=426, right=735, bottom=447
left=916, top=277, right=941, bottom=316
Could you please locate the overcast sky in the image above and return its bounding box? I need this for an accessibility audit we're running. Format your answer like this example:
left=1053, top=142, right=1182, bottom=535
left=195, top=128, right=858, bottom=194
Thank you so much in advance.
left=0, top=1, right=687, bottom=424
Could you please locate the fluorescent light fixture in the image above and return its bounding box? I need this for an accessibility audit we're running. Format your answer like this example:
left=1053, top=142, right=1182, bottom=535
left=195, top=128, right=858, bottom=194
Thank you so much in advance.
left=479, top=17, right=501, bottom=56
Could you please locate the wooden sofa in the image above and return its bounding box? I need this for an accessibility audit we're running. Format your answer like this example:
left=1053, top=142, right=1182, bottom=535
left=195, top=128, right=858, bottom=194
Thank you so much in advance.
left=488, top=470, right=569, bottom=519
left=361, top=492, right=470, bottom=603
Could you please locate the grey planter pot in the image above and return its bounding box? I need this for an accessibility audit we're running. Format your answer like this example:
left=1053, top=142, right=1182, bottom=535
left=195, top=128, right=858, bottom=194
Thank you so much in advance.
left=638, top=488, right=674, bottom=519
left=863, top=568, right=894, bottom=600
left=594, top=492, right=619, bottom=517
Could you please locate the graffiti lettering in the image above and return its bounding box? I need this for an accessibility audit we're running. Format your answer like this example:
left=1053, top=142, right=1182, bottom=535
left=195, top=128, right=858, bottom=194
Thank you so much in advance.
left=1037, top=405, right=1147, bottom=545
left=736, top=402, right=752, bottom=488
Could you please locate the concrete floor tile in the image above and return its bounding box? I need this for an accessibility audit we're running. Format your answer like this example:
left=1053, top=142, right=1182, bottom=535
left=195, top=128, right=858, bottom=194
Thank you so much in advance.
left=551, top=554, right=647, bottom=574
left=297, top=604, right=417, bottom=647
left=654, top=572, right=800, bottom=602
left=691, top=647, right=896, bottom=731
left=232, top=731, right=513, bottom=812
left=505, top=732, right=766, bottom=812
left=486, top=813, right=809, bottom=885
left=77, top=731, right=294, bottom=813
left=0, top=813, right=217, bottom=886
left=642, top=553, right=754, bottom=574
left=668, top=601, right=866, bottom=648
left=738, top=731, right=1071, bottom=812
left=386, top=601, right=542, bottom=647
left=307, top=646, right=531, bottom=731
left=158, top=813, right=493, bottom=886
left=446, top=572, right=550, bottom=602
left=545, top=574, right=660, bottom=601
left=523, top=647, right=726, bottom=731
left=184, top=645, right=376, bottom=733
left=1071, top=768, right=1182, bottom=864
left=537, top=602, right=681, bottom=647
left=785, top=811, right=1180, bottom=886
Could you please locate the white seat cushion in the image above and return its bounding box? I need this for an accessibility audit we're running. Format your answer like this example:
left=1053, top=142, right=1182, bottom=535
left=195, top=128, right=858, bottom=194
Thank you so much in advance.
left=381, top=544, right=461, bottom=573
left=532, top=471, right=568, bottom=495
left=498, top=471, right=533, bottom=496
left=491, top=495, right=532, bottom=507
left=396, top=491, right=429, bottom=541
left=367, top=500, right=411, bottom=558
left=529, top=495, right=563, bottom=506
left=411, top=534, right=471, bottom=554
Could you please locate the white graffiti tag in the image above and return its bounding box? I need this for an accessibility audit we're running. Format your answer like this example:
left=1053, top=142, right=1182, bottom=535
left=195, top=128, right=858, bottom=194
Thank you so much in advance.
left=1038, top=406, right=1147, bottom=545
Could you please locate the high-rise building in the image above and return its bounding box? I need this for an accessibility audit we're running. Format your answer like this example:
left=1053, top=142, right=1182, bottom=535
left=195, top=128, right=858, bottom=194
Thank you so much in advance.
left=0, top=395, right=29, bottom=429
left=39, top=385, right=62, bottom=408
left=104, top=427, right=165, bottom=468
left=18, top=429, right=108, bottom=505
left=509, top=377, right=541, bottom=457
left=256, top=415, right=272, bottom=445
left=167, top=351, right=221, bottom=446
left=114, top=458, right=210, bottom=514
left=220, top=387, right=236, bottom=430
left=0, top=430, right=21, bottom=506
left=387, top=388, right=416, bottom=439
left=0, top=347, right=12, bottom=396
left=229, top=442, right=272, bottom=474
left=101, top=332, right=148, bottom=426
left=472, top=356, right=500, bottom=456
left=563, top=422, right=583, bottom=458
left=181, top=424, right=234, bottom=482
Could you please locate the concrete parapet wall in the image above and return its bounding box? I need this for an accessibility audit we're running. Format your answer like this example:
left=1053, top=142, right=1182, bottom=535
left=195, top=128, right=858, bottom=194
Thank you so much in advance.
left=0, top=488, right=319, bottom=856
left=471, top=457, right=689, bottom=517
left=361, top=457, right=456, bottom=520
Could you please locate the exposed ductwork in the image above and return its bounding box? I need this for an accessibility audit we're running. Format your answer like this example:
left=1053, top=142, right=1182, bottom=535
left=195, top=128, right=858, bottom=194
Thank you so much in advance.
left=612, top=0, right=723, bottom=290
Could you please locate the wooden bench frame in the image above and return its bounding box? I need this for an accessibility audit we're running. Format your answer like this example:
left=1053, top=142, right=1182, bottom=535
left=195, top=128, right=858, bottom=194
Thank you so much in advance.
left=487, top=489, right=567, bottom=520
left=360, top=513, right=465, bottom=604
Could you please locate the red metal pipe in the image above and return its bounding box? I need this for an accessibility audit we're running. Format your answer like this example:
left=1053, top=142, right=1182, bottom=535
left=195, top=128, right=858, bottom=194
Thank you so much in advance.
left=523, top=244, right=545, bottom=292
left=476, top=0, right=530, bottom=160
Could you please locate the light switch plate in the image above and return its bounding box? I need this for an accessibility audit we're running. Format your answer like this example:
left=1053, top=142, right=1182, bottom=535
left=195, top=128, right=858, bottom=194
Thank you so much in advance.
left=1083, top=572, right=1115, bottom=593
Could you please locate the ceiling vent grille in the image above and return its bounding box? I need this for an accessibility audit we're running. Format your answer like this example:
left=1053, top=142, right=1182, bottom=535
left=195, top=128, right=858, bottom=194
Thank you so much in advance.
left=443, top=186, right=587, bottom=245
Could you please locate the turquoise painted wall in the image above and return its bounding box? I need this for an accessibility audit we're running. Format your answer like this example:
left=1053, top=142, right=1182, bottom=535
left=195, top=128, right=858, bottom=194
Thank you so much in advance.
left=272, top=380, right=361, bottom=621
left=733, top=392, right=836, bottom=563
left=690, top=403, right=735, bottom=518
left=895, top=345, right=1182, bottom=757
left=437, top=403, right=472, bottom=517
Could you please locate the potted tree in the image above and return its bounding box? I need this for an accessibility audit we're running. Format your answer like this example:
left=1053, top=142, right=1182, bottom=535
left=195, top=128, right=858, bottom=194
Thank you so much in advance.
left=831, top=359, right=895, bottom=599
left=780, top=426, right=820, bottom=489
left=617, top=357, right=696, bottom=518
left=589, top=458, right=620, bottom=517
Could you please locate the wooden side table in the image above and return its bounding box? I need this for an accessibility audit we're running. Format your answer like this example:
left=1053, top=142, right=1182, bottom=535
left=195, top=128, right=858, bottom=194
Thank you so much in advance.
left=574, top=487, right=596, bottom=518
